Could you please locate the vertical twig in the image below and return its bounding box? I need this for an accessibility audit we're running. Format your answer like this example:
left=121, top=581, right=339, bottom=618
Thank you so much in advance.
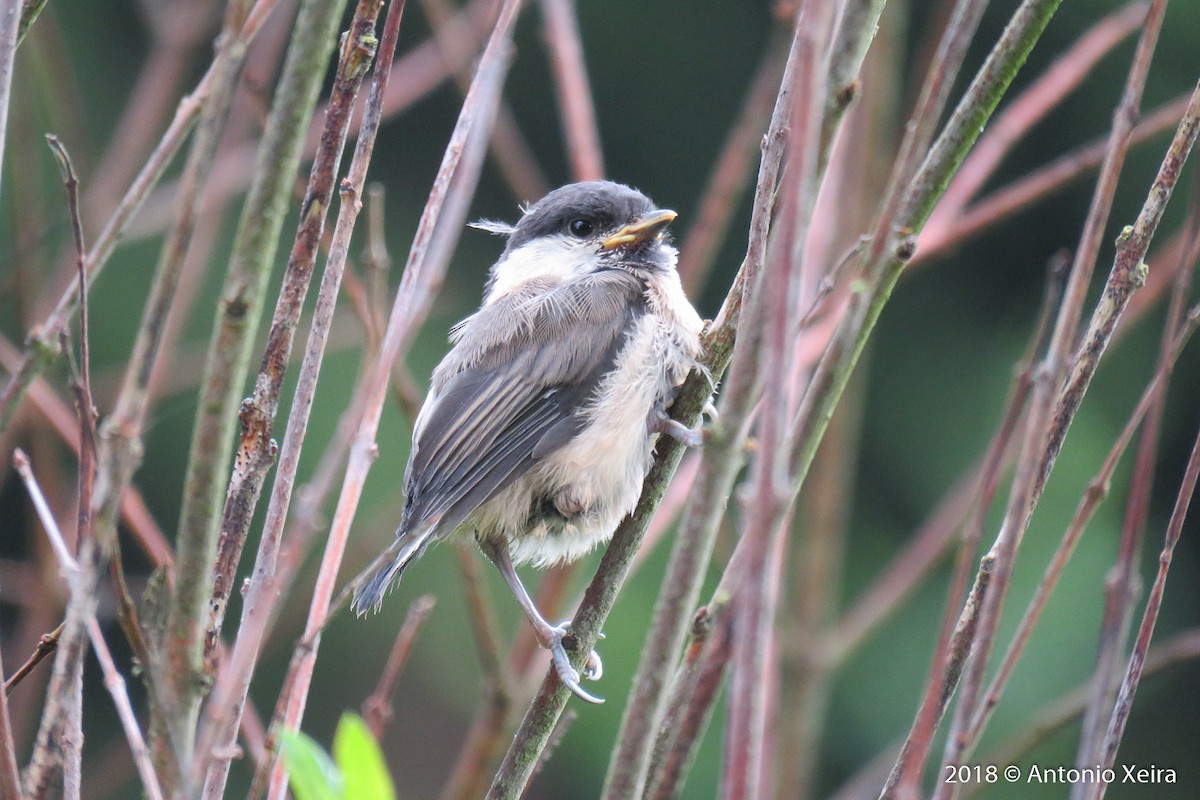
left=538, top=0, right=604, bottom=181
left=0, top=0, right=21, bottom=201
left=967, top=306, right=1199, bottom=747
left=421, top=0, right=548, bottom=202
left=0, top=644, right=21, bottom=799
left=766, top=1, right=1066, bottom=794
left=15, top=130, right=101, bottom=800
left=193, top=1, right=385, bottom=796
left=1094, top=423, right=1200, bottom=799
left=938, top=16, right=1189, bottom=787
left=1072, top=172, right=1200, bottom=779
left=193, top=0, right=520, bottom=795
left=66, top=2, right=263, bottom=789
left=44, top=136, right=97, bottom=548
left=252, top=2, right=404, bottom=795
left=0, top=0, right=281, bottom=433
left=722, top=4, right=835, bottom=798
left=361, top=595, right=437, bottom=738
left=600, top=14, right=810, bottom=797
left=176, top=0, right=351, bottom=670
left=13, top=450, right=165, bottom=800
left=204, top=0, right=375, bottom=658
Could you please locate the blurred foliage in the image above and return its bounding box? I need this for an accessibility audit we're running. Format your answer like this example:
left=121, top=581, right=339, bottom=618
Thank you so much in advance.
left=281, top=713, right=396, bottom=800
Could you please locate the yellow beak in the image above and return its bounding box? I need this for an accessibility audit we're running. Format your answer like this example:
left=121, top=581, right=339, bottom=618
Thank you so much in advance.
left=601, top=209, right=678, bottom=250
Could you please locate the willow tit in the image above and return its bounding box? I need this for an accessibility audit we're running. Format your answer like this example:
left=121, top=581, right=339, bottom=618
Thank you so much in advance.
left=352, top=181, right=705, bottom=703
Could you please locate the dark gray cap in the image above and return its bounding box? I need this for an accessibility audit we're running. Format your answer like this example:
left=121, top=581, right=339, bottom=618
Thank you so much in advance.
left=504, top=181, right=659, bottom=254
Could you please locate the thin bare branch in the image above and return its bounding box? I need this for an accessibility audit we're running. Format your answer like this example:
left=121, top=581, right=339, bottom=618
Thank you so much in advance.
left=1094, top=422, right=1200, bottom=799
left=422, top=0, right=548, bottom=202
left=1072, top=170, right=1200, bottom=783
left=178, top=0, right=352, bottom=677
left=0, top=644, right=21, bottom=800
left=0, top=0, right=21, bottom=202
left=0, top=0, right=282, bottom=433
left=538, top=0, right=604, bottom=181
left=723, top=4, right=835, bottom=796
left=938, top=3, right=1182, bottom=782
left=970, top=308, right=1200, bottom=750
left=600, top=12, right=813, bottom=796
left=362, top=595, right=437, bottom=739
left=256, top=3, right=407, bottom=795
left=14, top=449, right=165, bottom=800
left=194, top=0, right=519, bottom=794
left=925, top=2, right=1149, bottom=245
left=193, top=1, right=385, bottom=795
left=14, top=450, right=93, bottom=800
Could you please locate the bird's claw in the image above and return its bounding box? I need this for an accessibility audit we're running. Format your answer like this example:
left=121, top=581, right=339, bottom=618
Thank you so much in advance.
left=650, top=408, right=706, bottom=447
left=546, top=622, right=604, bottom=704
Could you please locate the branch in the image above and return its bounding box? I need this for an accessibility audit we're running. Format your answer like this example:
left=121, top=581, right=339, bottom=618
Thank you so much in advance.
left=936, top=1, right=1179, bottom=782
left=599, top=7, right=812, bottom=795
left=1094, top=423, right=1200, bottom=798
left=253, top=3, right=408, bottom=795
left=1072, top=171, right=1200, bottom=779
left=191, top=1, right=385, bottom=796
left=13, top=450, right=165, bottom=800
left=193, top=0, right=520, bottom=794
left=0, top=0, right=21, bottom=203
left=0, top=644, right=21, bottom=800
left=538, top=0, right=604, bottom=181
left=14, top=450, right=94, bottom=800
left=175, top=0, right=353, bottom=674
left=0, top=0, right=281, bottom=433
left=361, top=595, right=437, bottom=738
left=723, top=3, right=835, bottom=796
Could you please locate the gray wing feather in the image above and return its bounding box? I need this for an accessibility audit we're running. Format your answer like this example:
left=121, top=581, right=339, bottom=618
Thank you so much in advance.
left=400, top=270, right=645, bottom=539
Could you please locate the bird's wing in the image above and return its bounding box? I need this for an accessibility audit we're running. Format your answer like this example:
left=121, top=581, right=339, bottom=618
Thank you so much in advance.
left=400, top=270, right=646, bottom=537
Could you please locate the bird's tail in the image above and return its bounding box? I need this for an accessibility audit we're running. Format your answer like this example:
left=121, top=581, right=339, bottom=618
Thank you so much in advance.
left=351, top=526, right=436, bottom=616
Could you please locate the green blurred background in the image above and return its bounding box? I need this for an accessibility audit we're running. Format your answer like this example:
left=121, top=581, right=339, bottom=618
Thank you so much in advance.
left=2, top=0, right=1199, bottom=797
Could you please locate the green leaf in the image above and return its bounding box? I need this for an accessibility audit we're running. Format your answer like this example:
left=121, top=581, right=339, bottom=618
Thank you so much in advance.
left=334, top=713, right=396, bottom=800
left=280, top=727, right=343, bottom=800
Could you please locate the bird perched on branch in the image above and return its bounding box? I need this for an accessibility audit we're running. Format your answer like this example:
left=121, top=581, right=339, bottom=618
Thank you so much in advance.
left=352, top=181, right=706, bottom=703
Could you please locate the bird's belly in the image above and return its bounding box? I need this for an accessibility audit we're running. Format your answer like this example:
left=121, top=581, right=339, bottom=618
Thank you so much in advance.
left=472, top=315, right=685, bottom=567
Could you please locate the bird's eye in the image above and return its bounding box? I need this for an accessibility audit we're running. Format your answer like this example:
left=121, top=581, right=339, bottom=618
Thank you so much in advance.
left=567, top=218, right=594, bottom=238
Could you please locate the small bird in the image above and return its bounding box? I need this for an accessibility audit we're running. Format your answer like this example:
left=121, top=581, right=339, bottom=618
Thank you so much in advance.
left=352, top=181, right=705, bottom=703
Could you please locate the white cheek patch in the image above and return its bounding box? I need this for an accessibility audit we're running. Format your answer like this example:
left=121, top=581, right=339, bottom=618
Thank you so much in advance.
left=487, top=236, right=597, bottom=302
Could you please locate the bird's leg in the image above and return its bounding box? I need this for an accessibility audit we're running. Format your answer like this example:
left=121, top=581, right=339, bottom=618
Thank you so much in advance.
left=479, top=538, right=604, bottom=704
left=649, top=406, right=705, bottom=447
